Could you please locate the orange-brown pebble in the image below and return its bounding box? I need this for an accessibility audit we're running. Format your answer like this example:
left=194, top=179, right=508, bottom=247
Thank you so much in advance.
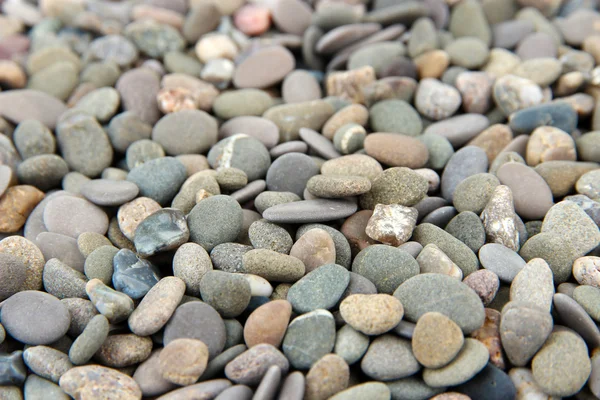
left=470, top=308, right=506, bottom=370
left=243, top=299, right=292, bottom=348
left=0, top=185, right=44, bottom=232
left=0, top=60, right=26, bottom=88
left=234, top=4, right=271, bottom=36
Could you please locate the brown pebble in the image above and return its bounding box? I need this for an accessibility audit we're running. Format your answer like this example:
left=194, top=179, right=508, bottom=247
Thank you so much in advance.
left=159, top=338, right=209, bottom=386
left=0, top=60, right=26, bottom=88
left=244, top=300, right=292, bottom=348
left=289, top=228, right=336, bottom=273
left=468, top=124, right=513, bottom=163
left=234, top=46, right=295, bottom=89
left=304, top=354, right=349, bottom=400
left=414, top=50, right=450, bottom=79
left=95, top=334, right=153, bottom=368
left=364, top=133, right=429, bottom=169
left=0, top=185, right=44, bottom=233
left=412, top=312, right=464, bottom=369
left=463, top=270, right=500, bottom=306
left=59, top=365, right=142, bottom=400
left=470, top=308, right=506, bottom=370
left=341, top=210, right=377, bottom=256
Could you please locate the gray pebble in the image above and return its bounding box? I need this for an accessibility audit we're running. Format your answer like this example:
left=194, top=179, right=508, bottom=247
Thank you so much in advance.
left=42, top=258, right=87, bottom=299
left=84, top=245, right=118, bottom=284
left=127, top=156, right=187, bottom=206
left=210, top=243, right=252, bottom=274
left=134, top=208, right=189, bottom=257
left=352, top=245, right=419, bottom=294
left=200, top=271, right=251, bottom=318
left=208, top=135, right=271, bottom=181
left=173, top=242, right=213, bottom=297
left=248, top=219, right=293, bottom=254
left=266, top=152, right=319, bottom=197
left=188, top=195, right=243, bottom=252
left=479, top=243, right=526, bottom=283
left=282, top=310, right=336, bottom=370
left=361, top=335, right=420, bottom=381
left=287, top=264, right=350, bottom=314
left=69, top=315, right=110, bottom=365
left=113, top=248, right=160, bottom=299
left=13, top=119, right=56, bottom=159
left=80, top=179, right=139, bottom=207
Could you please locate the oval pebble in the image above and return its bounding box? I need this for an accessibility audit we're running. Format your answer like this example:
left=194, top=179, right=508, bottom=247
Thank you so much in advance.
left=80, top=179, right=139, bottom=207
left=234, top=46, right=295, bottom=89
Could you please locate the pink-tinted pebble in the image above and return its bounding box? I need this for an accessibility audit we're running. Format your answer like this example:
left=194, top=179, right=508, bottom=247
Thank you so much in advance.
left=234, top=5, right=271, bottom=36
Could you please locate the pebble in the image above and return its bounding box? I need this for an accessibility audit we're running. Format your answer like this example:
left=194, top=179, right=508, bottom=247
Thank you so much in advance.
left=352, top=244, right=419, bottom=294
left=59, top=365, right=142, bottom=400
left=510, top=102, right=578, bottom=136
left=423, top=338, right=489, bottom=388
left=86, top=279, right=134, bottom=324
left=510, top=258, right=554, bottom=312
left=321, top=154, right=383, bottom=182
left=573, top=256, right=600, bottom=288
left=287, top=264, right=349, bottom=314
left=24, top=374, right=69, bottom=400
left=69, top=314, right=109, bottom=365
left=496, top=162, right=554, bottom=220
left=283, top=310, right=336, bottom=370
left=1, top=290, right=70, bottom=345
left=424, top=114, right=490, bottom=148
left=128, top=276, right=185, bottom=337
left=573, top=285, right=600, bottom=322
left=23, top=346, right=72, bottom=383
left=394, top=273, right=485, bottom=334
left=479, top=243, right=526, bottom=283
left=263, top=199, right=358, bottom=224
left=542, top=200, right=600, bottom=256
left=416, top=78, right=462, bottom=120
left=152, top=110, right=217, bottom=155
left=80, top=179, right=139, bottom=207
left=463, top=270, right=499, bottom=306
left=334, top=324, right=370, bottom=365
left=163, top=301, right=226, bottom=360
left=42, top=258, right=87, bottom=299
left=0, top=185, right=44, bottom=233
left=156, top=379, right=232, bottom=400
left=188, top=195, right=243, bottom=252
left=454, top=364, right=516, bottom=400
left=127, top=156, right=186, bottom=206
left=532, top=330, right=592, bottom=397
left=84, top=245, right=118, bottom=284
left=159, top=338, right=209, bottom=386
left=360, top=167, right=428, bottom=210
left=112, top=248, right=160, bottom=299
left=322, top=105, right=369, bottom=140
left=304, top=354, right=349, bottom=400
left=225, top=344, right=289, bottom=385
left=133, top=208, right=188, bottom=257
left=208, top=135, right=271, bottom=181
left=199, top=271, right=251, bottom=318
left=452, top=173, right=500, bottom=214
left=306, top=175, right=371, bottom=198
left=369, top=100, right=422, bottom=136
left=247, top=219, right=292, bottom=254
left=365, top=204, right=418, bottom=246
left=500, top=301, right=553, bottom=367
left=577, top=169, right=600, bottom=200
left=234, top=46, right=295, bottom=89
left=361, top=334, right=420, bottom=381
left=480, top=185, right=521, bottom=252
left=340, top=294, right=403, bottom=335
left=412, top=312, right=464, bottom=369
left=299, top=127, right=341, bottom=160
left=386, top=376, right=443, bottom=400
left=0, top=89, right=67, bottom=130
left=364, top=133, right=428, bottom=169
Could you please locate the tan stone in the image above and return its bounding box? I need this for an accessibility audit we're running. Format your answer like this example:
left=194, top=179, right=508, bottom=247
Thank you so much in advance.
left=0, top=185, right=44, bottom=233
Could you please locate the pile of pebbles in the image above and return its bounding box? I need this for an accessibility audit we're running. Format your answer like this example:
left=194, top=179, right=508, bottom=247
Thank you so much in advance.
left=1, top=0, right=600, bottom=399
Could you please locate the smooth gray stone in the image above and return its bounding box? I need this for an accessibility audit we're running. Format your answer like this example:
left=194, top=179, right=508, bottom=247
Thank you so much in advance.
left=263, top=199, right=358, bottom=223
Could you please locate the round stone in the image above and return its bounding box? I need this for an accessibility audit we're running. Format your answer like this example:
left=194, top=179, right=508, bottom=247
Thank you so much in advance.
left=394, top=273, right=485, bottom=334
left=452, top=173, right=500, bottom=214
left=234, top=46, right=295, bottom=89
left=1, top=291, right=70, bottom=345
left=479, top=244, right=526, bottom=283
left=200, top=271, right=251, bottom=318
left=361, top=335, right=420, bottom=381
left=412, top=312, right=464, bottom=369
left=320, top=154, right=383, bottom=182
left=352, top=245, right=419, bottom=294
left=369, top=100, right=422, bottom=136
left=219, top=116, right=279, bottom=149
left=17, top=155, right=68, bottom=191
left=282, top=70, right=322, bottom=104
left=287, top=264, right=350, bottom=314
left=244, top=300, right=292, bottom=348
left=163, top=301, right=226, bottom=360
left=152, top=110, right=218, bottom=155
left=13, top=119, right=56, bottom=159
left=208, top=135, right=271, bottom=182
left=80, top=179, right=139, bottom=207
left=290, top=228, right=336, bottom=273
left=159, top=338, right=209, bottom=386
left=415, top=78, right=462, bottom=120
left=445, top=37, right=489, bottom=69
left=266, top=152, right=319, bottom=198
left=188, top=195, right=243, bottom=252
left=224, top=344, right=289, bottom=386
left=304, top=354, right=349, bottom=400
left=248, top=219, right=293, bottom=254
left=126, top=157, right=187, bottom=206
left=112, top=248, right=160, bottom=299
left=532, top=330, right=592, bottom=397
left=441, top=146, right=489, bottom=202
left=340, top=294, right=404, bottom=335
left=282, top=310, right=336, bottom=370
left=359, top=167, right=429, bottom=209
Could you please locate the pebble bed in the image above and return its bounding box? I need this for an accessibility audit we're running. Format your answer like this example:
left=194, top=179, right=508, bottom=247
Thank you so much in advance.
left=0, top=0, right=599, bottom=399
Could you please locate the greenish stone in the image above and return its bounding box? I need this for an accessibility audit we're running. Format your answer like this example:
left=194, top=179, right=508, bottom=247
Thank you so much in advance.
left=369, top=100, right=422, bottom=136
left=287, top=264, right=350, bottom=314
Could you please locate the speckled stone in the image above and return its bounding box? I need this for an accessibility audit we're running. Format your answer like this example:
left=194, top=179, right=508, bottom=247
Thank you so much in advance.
left=287, top=264, right=350, bottom=314
left=352, top=244, right=419, bottom=294
left=423, top=338, right=489, bottom=388
left=369, top=100, right=422, bottom=136
left=394, top=273, right=485, bottom=334
left=361, top=334, right=420, bottom=381
left=126, top=157, right=187, bottom=206
left=340, top=294, right=403, bottom=335
left=360, top=167, right=428, bottom=209
left=412, top=312, right=464, bottom=369
left=188, top=195, right=243, bottom=252
left=289, top=228, right=336, bottom=273
left=225, top=344, right=289, bottom=386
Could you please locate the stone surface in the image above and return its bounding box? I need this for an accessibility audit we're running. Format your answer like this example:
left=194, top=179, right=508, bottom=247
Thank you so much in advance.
left=412, top=312, right=464, bottom=369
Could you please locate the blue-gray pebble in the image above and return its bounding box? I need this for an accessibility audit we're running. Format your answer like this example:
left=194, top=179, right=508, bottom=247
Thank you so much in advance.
left=112, top=248, right=161, bottom=299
